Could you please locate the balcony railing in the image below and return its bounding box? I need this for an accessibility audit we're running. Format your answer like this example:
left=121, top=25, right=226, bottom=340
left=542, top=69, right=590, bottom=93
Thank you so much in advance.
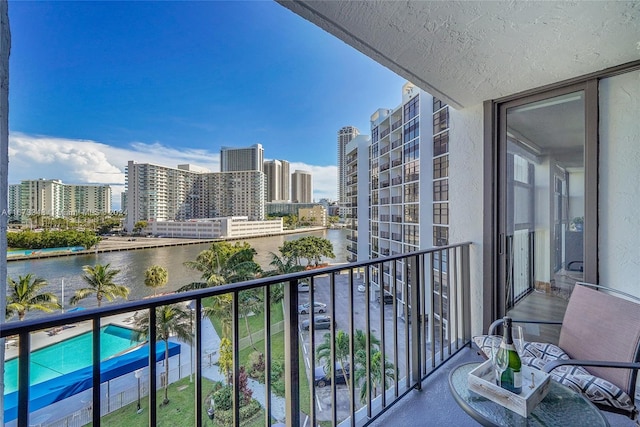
left=1, top=244, right=471, bottom=427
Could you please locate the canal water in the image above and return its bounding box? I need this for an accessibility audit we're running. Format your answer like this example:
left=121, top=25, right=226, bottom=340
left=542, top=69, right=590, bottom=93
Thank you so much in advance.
left=7, top=229, right=349, bottom=314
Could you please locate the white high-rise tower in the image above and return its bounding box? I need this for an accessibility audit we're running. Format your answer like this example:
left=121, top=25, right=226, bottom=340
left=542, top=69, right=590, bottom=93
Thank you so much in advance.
left=337, top=126, right=359, bottom=217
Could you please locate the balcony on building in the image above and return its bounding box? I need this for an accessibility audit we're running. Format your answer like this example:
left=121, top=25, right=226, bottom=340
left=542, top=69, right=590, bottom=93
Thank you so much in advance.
left=2, top=1, right=639, bottom=427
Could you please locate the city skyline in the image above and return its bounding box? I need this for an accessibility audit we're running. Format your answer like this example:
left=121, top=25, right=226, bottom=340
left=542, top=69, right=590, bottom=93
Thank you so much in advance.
left=7, top=1, right=405, bottom=207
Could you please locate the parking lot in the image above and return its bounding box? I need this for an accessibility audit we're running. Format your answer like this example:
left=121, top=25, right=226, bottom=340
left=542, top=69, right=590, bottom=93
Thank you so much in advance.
left=296, top=270, right=409, bottom=422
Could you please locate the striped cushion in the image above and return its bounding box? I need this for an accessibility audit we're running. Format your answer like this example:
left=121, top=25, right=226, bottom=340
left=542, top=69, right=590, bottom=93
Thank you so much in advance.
left=473, top=336, right=636, bottom=412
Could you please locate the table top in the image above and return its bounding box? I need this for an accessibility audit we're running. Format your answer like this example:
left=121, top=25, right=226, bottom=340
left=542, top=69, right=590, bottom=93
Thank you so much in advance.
left=449, top=362, right=609, bottom=427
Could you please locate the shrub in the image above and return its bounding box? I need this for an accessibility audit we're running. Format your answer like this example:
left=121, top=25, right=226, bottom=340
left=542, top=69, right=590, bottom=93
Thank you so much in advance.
left=213, top=385, right=233, bottom=411
left=248, top=351, right=265, bottom=379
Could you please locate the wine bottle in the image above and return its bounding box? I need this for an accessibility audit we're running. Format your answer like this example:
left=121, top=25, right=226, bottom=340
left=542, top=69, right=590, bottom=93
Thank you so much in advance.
left=497, top=316, right=522, bottom=394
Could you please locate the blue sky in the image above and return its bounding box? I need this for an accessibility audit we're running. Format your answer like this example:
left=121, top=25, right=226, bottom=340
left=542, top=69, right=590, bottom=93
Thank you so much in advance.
left=8, top=1, right=405, bottom=206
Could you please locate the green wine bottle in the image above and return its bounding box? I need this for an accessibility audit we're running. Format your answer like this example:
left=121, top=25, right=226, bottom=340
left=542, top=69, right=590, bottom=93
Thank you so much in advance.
left=498, top=316, right=522, bottom=394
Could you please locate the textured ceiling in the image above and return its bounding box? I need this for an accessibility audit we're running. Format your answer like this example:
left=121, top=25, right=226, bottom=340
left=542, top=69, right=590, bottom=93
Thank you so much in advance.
left=278, top=1, right=640, bottom=109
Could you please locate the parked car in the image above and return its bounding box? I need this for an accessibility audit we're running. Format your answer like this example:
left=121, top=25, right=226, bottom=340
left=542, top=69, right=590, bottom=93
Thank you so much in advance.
left=301, top=315, right=332, bottom=330
left=314, top=363, right=350, bottom=387
left=298, top=301, right=327, bottom=314
left=378, top=291, right=394, bottom=305
left=298, top=280, right=311, bottom=292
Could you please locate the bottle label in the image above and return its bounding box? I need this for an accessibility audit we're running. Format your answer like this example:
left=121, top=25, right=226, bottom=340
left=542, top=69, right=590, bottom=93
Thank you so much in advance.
left=513, top=370, right=522, bottom=389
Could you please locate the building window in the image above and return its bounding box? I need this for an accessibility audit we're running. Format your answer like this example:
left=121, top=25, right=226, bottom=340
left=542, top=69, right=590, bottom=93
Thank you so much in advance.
left=433, top=97, right=447, bottom=112
left=404, top=204, right=419, bottom=223
left=434, top=131, right=449, bottom=156
left=404, top=160, right=420, bottom=183
left=433, top=226, right=449, bottom=246
left=372, top=126, right=379, bottom=143
left=403, top=224, right=419, bottom=246
left=404, top=94, right=419, bottom=122
left=433, top=109, right=449, bottom=134
left=433, top=202, right=449, bottom=225
left=405, top=182, right=419, bottom=203
left=403, top=139, right=419, bottom=163
left=403, top=117, right=419, bottom=143
left=433, top=179, right=449, bottom=201
left=433, top=156, right=449, bottom=179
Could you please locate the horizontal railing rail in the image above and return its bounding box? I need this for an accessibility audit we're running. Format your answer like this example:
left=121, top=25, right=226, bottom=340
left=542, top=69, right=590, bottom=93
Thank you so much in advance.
left=1, top=242, right=471, bottom=427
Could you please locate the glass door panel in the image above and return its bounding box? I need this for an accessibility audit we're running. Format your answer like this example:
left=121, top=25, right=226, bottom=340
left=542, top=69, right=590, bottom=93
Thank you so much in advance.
left=502, top=91, right=585, bottom=344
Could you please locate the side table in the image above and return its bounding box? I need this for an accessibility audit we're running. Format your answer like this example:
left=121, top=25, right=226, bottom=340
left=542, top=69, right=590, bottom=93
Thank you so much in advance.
left=449, top=362, right=609, bottom=427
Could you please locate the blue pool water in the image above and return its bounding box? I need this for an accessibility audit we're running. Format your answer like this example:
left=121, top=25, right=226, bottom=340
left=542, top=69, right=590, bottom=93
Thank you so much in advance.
left=4, top=324, right=142, bottom=394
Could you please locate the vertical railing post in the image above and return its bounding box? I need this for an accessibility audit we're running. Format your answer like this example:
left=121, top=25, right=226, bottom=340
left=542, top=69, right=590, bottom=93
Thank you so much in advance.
left=461, top=244, right=472, bottom=342
left=17, top=331, right=30, bottom=427
left=409, top=254, right=421, bottom=389
left=284, top=278, right=300, bottom=427
left=148, top=307, right=157, bottom=426
left=263, top=285, right=272, bottom=426
left=92, top=318, right=101, bottom=426
left=194, top=299, right=202, bottom=426
left=232, top=291, right=240, bottom=426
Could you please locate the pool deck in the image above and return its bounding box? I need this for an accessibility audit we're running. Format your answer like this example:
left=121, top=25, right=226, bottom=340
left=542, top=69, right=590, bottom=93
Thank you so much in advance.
left=4, top=312, right=135, bottom=359
left=3, top=313, right=288, bottom=427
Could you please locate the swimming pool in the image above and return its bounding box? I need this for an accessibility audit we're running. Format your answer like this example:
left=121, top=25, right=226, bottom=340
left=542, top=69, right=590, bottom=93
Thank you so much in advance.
left=3, top=324, right=142, bottom=394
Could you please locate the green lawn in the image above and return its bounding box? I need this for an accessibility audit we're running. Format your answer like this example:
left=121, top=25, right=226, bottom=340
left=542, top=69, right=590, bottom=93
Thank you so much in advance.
left=97, top=376, right=267, bottom=427
left=209, top=301, right=284, bottom=341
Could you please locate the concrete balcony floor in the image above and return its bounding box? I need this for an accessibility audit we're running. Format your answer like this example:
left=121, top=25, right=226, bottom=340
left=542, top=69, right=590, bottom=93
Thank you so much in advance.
left=368, top=347, right=638, bottom=427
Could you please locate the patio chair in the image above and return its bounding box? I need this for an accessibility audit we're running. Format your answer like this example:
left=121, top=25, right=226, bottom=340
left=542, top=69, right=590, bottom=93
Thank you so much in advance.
left=475, top=282, right=640, bottom=419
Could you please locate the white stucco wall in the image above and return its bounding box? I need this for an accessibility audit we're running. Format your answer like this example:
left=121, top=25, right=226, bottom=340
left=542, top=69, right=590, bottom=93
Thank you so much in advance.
left=598, top=70, right=640, bottom=297
left=448, top=103, right=485, bottom=335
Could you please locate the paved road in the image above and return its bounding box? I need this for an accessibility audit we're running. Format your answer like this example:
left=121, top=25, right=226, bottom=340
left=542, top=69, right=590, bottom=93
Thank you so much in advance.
left=297, top=270, right=410, bottom=423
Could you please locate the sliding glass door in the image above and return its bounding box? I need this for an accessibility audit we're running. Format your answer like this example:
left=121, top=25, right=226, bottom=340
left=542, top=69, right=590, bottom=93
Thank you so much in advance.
left=497, top=86, right=596, bottom=343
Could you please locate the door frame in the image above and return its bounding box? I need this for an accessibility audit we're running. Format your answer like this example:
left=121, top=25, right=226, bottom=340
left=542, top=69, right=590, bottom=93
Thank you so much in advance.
left=483, top=80, right=599, bottom=330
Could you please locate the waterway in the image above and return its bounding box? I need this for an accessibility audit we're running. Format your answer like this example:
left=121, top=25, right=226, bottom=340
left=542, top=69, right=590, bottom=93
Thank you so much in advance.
left=7, top=229, right=349, bottom=314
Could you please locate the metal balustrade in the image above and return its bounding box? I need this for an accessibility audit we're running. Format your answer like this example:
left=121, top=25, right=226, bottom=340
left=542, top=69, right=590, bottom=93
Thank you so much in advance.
left=1, top=243, right=471, bottom=427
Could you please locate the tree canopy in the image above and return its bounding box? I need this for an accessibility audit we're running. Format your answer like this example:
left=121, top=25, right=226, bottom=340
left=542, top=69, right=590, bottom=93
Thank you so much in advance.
left=280, top=236, right=335, bottom=267
left=6, top=274, right=60, bottom=321
left=70, top=263, right=129, bottom=307
left=7, top=229, right=100, bottom=250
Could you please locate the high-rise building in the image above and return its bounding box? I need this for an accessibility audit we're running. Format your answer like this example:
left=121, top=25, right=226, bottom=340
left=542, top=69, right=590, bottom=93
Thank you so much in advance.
left=291, top=170, right=312, bottom=203
left=364, top=82, right=451, bottom=314
left=337, top=126, right=359, bottom=217
left=220, top=143, right=264, bottom=172
left=344, top=134, right=371, bottom=263
left=264, top=159, right=290, bottom=202
left=125, top=161, right=265, bottom=231
left=8, top=179, right=112, bottom=223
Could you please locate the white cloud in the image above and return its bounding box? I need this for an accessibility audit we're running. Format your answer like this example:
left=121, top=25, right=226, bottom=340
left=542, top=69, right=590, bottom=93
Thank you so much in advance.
left=9, top=132, right=338, bottom=210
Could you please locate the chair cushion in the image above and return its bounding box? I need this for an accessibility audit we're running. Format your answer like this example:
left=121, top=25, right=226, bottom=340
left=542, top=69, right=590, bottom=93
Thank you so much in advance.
left=473, top=336, right=636, bottom=412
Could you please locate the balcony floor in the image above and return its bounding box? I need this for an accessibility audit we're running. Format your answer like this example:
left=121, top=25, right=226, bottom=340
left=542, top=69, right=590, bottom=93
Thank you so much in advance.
left=367, top=346, right=637, bottom=427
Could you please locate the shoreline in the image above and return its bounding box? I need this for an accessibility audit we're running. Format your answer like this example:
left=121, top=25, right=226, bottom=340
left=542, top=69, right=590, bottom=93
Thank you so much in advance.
left=7, top=226, right=329, bottom=262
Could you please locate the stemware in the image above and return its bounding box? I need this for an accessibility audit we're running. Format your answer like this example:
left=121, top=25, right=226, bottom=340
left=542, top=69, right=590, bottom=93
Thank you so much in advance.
left=489, top=335, right=508, bottom=386
left=513, top=325, right=525, bottom=355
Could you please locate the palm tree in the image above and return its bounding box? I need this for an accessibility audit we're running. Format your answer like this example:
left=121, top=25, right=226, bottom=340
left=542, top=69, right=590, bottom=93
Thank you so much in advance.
left=133, top=304, right=193, bottom=405
left=237, top=289, right=264, bottom=351
left=144, top=265, right=168, bottom=297
left=316, top=329, right=381, bottom=395
left=264, top=252, right=305, bottom=302
left=203, top=293, right=233, bottom=338
left=354, top=349, right=396, bottom=404
left=70, top=263, right=129, bottom=307
left=6, top=274, right=60, bottom=321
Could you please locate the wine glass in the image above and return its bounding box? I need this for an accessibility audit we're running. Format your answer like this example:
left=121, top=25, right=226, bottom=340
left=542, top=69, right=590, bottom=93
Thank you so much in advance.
left=489, top=335, right=508, bottom=386
left=513, top=325, right=525, bottom=356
